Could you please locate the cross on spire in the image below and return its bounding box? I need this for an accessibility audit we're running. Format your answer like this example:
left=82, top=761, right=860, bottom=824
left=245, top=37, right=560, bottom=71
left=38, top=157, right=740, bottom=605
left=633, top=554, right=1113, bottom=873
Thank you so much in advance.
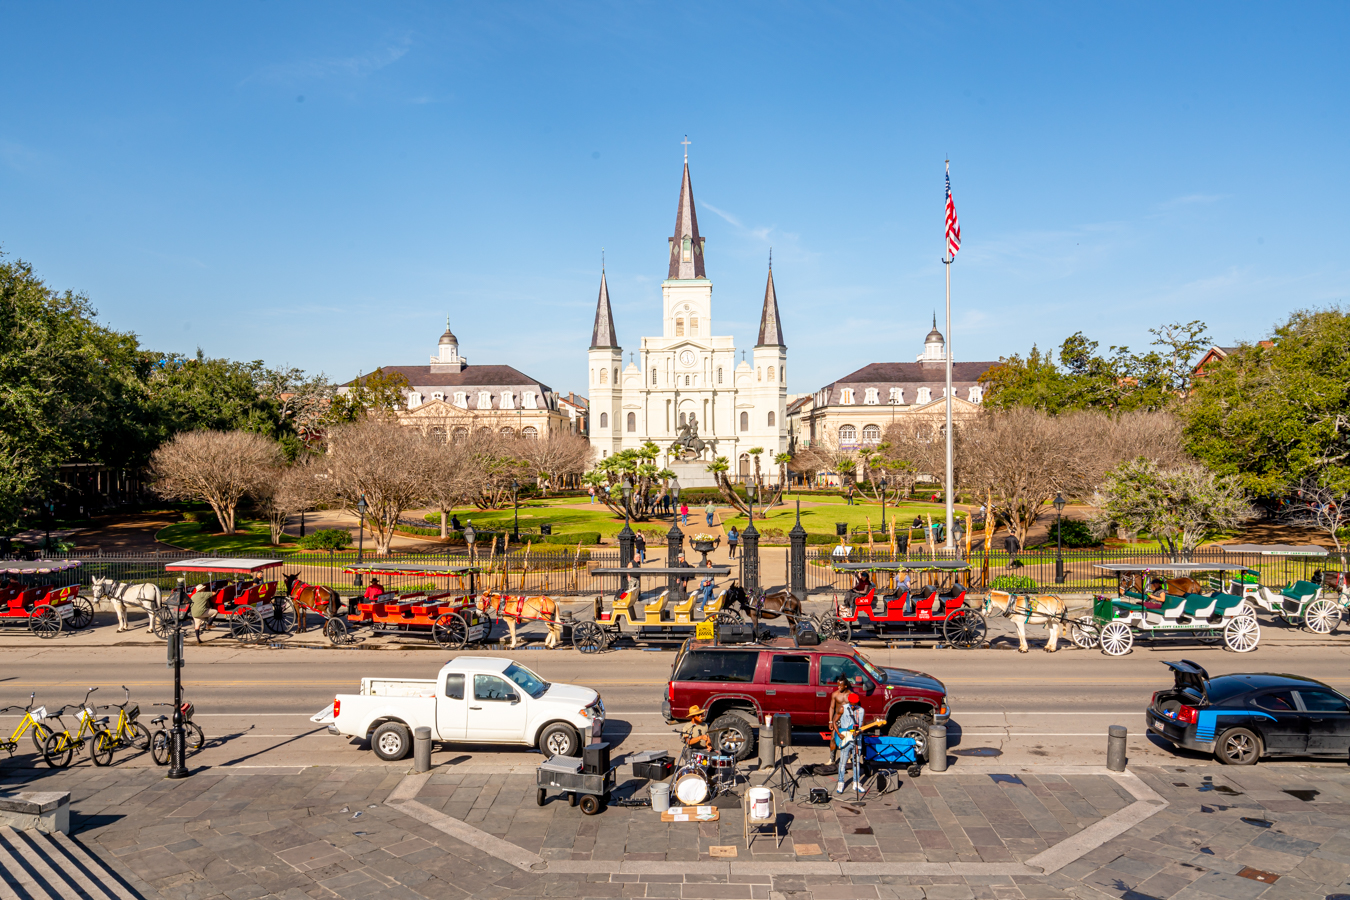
left=681, top=135, right=690, bottom=163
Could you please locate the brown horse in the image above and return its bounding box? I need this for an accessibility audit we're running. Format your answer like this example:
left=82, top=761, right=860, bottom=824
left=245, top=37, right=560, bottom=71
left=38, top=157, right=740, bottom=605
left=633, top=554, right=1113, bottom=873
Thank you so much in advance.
left=1119, top=572, right=1206, bottom=601
left=283, top=573, right=342, bottom=633
left=478, top=592, right=563, bottom=649
left=725, top=583, right=803, bottom=636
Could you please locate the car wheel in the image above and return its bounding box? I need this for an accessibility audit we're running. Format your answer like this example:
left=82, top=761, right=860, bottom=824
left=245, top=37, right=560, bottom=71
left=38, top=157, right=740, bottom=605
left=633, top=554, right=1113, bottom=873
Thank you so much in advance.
left=371, top=722, right=412, bottom=761
left=539, top=722, right=580, bottom=758
left=709, top=713, right=756, bottom=761
left=1215, top=727, right=1261, bottom=765
left=579, top=794, right=602, bottom=815
left=887, top=714, right=930, bottom=759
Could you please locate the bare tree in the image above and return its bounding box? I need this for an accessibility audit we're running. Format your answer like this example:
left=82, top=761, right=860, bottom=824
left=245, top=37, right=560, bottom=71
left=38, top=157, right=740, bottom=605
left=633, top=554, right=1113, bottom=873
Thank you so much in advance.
left=794, top=431, right=857, bottom=488
left=957, top=408, right=1088, bottom=547
left=150, top=430, right=281, bottom=534
left=518, top=431, right=593, bottom=494
left=321, top=417, right=430, bottom=554
left=252, top=455, right=321, bottom=545
left=1059, top=409, right=1189, bottom=497
left=1280, top=476, right=1350, bottom=571
left=880, top=421, right=947, bottom=501
left=1091, top=458, right=1252, bottom=560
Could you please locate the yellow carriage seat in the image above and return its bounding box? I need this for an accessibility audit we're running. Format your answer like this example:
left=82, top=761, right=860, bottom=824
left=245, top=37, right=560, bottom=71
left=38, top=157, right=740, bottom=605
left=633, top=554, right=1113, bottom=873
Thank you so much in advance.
left=643, top=588, right=671, bottom=622
left=671, top=590, right=698, bottom=623
left=601, top=586, right=639, bottom=623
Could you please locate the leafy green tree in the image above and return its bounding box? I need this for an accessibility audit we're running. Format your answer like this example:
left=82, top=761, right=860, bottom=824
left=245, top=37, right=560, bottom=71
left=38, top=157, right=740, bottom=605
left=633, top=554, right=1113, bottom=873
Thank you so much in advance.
left=326, top=369, right=411, bottom=423
left=1183, top=308, right=1350, bottom=497
left=583, top=441, right=671, bottom=520
left=1090, top=458, right=1251, bottom=560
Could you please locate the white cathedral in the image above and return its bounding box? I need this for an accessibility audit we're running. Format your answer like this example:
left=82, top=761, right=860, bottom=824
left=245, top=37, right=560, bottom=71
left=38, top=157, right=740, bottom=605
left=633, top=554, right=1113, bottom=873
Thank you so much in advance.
left=587, top=157, right=788, bottom=482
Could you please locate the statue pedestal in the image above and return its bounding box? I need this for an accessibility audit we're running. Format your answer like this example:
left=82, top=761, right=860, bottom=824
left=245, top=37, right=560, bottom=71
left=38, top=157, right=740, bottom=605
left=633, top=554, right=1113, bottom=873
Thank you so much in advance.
left=668, top=460, right=719, bottom=489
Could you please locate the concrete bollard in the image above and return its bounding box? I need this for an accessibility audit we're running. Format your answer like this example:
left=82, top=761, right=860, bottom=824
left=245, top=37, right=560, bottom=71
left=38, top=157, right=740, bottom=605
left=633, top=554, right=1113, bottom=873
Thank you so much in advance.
left=927, top=725, right=947, bottom=772
left=1107, top=725, right=1128, bottom=772
left=413, top=726, right=432, bottom=773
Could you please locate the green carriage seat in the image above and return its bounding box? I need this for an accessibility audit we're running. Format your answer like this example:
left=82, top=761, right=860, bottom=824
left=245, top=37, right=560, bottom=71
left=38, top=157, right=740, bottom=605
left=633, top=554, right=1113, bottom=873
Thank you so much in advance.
left=1210, top=593, right=1245, bottom=616
left=1280, top=581, right=1319, bottom=602
left=1182, top=593, right=1217, bottom=618
left=1111, top=599, right=1143, bottom=614
left=1156, top=594, right=1188, bottom=618
left=1123, top=590, right=1147, bottom=601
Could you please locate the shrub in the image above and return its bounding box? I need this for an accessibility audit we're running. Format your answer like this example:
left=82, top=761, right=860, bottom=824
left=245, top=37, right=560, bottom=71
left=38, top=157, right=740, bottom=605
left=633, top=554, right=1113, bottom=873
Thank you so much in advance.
left=1047, top=518, right=1100, bottom=548
left=989, top=574, right=1038, bottom=592
left=299, top=529, right=352, bottom=551
left=806, top=533, right=842, bottom=545
left=533, top=532, right=601, bottom=546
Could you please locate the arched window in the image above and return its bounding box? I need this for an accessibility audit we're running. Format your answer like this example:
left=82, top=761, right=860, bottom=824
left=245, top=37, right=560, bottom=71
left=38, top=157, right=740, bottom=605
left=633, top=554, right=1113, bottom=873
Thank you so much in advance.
left=599, top=368, right=608, bottom=384
left=862, top=425, right=881, bottom=443
left=675, top=317, right=685, bottom=336
left=690, top=316, right=699, bottom=336
left=452, top=427, right=469, bottom=442
left=717, top=367, right=723, bottom=384
left=738, top=454, right=751, bottom=478
left=768, top=366, right=775, bottom=382
left=917, top=387, right=931, bottom=404
left=839, top=424, right=857, bottom=443
left=429, top=425, right=446, bottom=442
left=740, top=411, right=749, bottom=432
left=626, top=412, right=636, bottom=432
left=651, top=368, right=657, bottom=385
left=500, top=426, right=516, bottom=437
left=454, top=391, right=467, bottom=407
left=684, top=375, right=691, bottom=386
left=599, top=412, right=608, bottom=428
left=768, top=411, right=776, bottom=428
left=522, top=426, right=538, bottom=439
left=757, top=368, right=762, bottom=382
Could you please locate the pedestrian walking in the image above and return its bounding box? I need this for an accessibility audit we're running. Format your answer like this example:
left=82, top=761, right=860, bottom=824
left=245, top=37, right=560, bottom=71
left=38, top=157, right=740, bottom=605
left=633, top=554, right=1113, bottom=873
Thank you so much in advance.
left=727, top=525, right=739, bottom=559
left=634, top=531, right=646, bottom=564
left=588, top=485, right=596, bottom=504
left=680, top=503, right=689, bottom=526
left=847, top=485, right=855, bottom=506
left=705, top=501, right=715, bottom=527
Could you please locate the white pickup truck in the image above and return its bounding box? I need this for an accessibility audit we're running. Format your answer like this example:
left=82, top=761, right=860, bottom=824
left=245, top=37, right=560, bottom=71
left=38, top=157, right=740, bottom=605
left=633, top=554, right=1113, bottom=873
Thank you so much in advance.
left=312, top=657, right=604, bottom=761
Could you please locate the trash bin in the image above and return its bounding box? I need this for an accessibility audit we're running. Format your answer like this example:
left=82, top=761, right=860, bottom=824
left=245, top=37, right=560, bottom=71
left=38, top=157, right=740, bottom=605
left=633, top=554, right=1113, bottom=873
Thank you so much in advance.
left=540, top=524, right=553, bottom=536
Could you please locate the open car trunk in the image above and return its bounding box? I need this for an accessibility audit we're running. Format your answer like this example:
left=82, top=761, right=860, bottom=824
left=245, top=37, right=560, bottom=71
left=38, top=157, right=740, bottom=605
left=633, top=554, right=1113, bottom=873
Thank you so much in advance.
left=1154, top=660, right=1209, bottom=714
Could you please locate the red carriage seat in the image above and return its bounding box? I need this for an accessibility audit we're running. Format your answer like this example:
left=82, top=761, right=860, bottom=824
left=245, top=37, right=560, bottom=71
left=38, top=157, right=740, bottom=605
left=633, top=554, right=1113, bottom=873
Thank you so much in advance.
left=42, top=585, right=78, bottom=606
left=213, top=584, right=237, bottom=608
left=255, top=582, right=277, bottom=603
left=8, top=588, right=38, bottom=611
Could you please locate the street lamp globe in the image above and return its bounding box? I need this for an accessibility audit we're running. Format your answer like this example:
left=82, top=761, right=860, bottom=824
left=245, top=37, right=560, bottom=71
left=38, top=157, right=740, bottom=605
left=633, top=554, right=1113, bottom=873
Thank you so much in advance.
left=1053, top=492, right=1066, bottom=513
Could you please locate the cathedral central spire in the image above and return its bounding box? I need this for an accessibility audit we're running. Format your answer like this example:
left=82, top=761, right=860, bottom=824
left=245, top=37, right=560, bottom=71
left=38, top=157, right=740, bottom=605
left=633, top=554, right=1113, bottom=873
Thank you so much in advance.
left=667, top=155, right=706, bottom=280
left=590, top=269, right=619, bottom=349
left=756, top=263, right=785, bottom=348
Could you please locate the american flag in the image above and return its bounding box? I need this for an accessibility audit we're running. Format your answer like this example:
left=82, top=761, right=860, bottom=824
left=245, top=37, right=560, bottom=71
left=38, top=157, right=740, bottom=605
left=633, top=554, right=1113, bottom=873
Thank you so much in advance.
left=945, top=161, right=961, bottom=259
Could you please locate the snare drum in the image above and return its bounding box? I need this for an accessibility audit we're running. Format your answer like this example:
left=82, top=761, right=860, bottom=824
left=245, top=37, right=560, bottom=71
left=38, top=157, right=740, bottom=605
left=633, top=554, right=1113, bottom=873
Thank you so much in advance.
left=690, top=752, right=710, bottom=767
left=673, top=765, right=710, bottom=805
left=709, top=754, right=735, bottom=781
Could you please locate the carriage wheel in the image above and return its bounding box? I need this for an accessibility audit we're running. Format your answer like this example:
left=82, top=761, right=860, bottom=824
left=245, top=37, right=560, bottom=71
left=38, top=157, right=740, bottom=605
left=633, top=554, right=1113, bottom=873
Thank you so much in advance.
left=713, top=609, right=742, bottom=625
left=942, top=609, right=986, bottom=649
left=150, top=607, right=175, bottom=641
left=28, top=606, right=61, bottom=639
left=433, top=612, right=469, bottom=649
left=1224, top=615, right=1260, bottom=652
left=230, top=608, right=265, bottom=643
left=267, top=597, right=297, bottom=634
left=572, top=621, right=606, bottom=654
left=1303, top=599, right=1341, bottom=635
left=68, top=596, right=95, bottom=630
left=1099, top=621, right=1134, bottom=656
left=323, top=616, right=356, bottom=645
left=1069, top=616, right=1100, bottom=650
left=819, top=614, right=851, bottom=643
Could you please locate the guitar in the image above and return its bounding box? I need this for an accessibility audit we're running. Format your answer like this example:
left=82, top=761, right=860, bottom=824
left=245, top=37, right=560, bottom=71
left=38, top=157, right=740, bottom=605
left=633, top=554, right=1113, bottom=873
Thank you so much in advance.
left=836, top=719, right=887, bottom=743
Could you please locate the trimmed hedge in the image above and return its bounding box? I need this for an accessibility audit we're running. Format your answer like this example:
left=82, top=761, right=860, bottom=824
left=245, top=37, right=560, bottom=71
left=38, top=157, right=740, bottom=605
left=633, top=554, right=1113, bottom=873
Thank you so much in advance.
left=298, top=529, right=352, bottom=551
left=989, top=574, right=1038, bottom=592
left=393, top=524, right=601, bottom=546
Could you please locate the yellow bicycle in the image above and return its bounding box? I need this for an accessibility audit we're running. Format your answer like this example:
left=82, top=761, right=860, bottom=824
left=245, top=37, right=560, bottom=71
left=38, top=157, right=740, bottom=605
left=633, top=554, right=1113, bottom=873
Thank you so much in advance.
left=86, top=686, right=149, bottom=766
left=40, top=687, right=107, bottom=769
left=1, top=692, right=55, bottom=762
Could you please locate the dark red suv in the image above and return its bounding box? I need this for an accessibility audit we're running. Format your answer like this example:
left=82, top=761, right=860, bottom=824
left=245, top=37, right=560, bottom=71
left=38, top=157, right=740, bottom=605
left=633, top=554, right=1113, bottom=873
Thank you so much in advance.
left=663, top=637, right=949, bottom=759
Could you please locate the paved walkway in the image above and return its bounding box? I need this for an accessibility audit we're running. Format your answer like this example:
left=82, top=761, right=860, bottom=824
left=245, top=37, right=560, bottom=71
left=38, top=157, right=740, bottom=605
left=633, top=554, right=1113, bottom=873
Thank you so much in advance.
left=4, top=758, right=1350, bottom=900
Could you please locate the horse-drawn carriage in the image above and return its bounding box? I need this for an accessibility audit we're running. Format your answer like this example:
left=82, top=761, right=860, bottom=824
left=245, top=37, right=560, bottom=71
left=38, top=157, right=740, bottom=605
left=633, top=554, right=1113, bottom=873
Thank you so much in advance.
left=0, top=560, right=91, bottom=638
left=573, top=566, right=739, bottom=653
left=1075, top=563, right=1260, bottom=656
left=152, top=558, right=290, bottom=643
left=818, top=562, right=986, bottom=648
left=1234, top=571, right=1348, bottom=634
left=327, top=563, right=492, bottom=649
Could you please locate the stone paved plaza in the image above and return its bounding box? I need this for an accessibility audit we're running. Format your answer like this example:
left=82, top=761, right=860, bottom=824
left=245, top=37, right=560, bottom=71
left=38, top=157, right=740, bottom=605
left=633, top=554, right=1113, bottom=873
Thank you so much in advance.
left=4, top=759, right=1350, bottom=900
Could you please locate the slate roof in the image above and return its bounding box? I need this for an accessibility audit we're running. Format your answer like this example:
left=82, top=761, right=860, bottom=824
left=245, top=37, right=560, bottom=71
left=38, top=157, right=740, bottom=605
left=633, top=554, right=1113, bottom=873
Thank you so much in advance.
left=590, top=271, right=619, bottom=349
left=813, top=361, right=998, bottom=407
left=756, top=267, right=785, bottom=347
left=667, top=162, right=707, bottom=280
left=343, top=365, right=556, bottom=410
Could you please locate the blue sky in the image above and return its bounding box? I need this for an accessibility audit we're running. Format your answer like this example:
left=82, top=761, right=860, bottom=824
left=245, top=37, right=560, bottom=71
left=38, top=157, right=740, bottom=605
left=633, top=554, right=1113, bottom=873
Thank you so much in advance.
left=2, top=2, right=1347, bottom=396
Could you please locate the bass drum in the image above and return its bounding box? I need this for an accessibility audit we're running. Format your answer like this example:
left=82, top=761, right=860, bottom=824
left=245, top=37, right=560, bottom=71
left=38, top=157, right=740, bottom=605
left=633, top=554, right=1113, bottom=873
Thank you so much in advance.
left=673, top=766, right=710, bottom=805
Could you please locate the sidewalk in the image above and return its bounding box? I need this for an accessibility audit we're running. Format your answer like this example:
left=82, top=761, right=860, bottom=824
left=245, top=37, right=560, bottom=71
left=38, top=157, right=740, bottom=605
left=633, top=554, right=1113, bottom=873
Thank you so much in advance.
left=4, top=757, right=1349, bottom=900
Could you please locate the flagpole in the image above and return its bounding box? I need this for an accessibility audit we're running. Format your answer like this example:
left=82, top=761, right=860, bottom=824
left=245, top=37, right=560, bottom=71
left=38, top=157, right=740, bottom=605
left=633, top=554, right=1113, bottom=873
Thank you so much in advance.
left=944, top=254, right=954, bottom=552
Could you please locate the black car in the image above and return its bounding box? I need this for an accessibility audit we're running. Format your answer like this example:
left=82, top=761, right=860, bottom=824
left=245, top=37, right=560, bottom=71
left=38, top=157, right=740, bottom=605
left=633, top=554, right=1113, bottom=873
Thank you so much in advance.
left=1148, top=660, right=1350, bottom=765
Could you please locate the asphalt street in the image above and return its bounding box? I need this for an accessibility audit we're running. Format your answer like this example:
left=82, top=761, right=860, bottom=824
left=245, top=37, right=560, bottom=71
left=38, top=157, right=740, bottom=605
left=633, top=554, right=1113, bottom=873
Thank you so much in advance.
left=3, top=634, right=1349, bottom=772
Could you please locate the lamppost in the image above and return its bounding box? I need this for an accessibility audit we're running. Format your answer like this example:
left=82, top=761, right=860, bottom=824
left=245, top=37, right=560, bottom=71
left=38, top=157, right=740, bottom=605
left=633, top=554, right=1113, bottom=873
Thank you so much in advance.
left=670, top=479, right=681, bottom=520
left=512, top=480, right=520, bottom=540
left=464, top=523, right=477, bottom=563
left=1053, top=491, right=1066, bottom=584
left=618, top=478, right=635, bottom=588
left=878, top=476, right=889, bottom=533
left=354, top=496, right=367, bottom=589
left=741, top=480, right=760, bottom=593
left=167, top=577, right=189, bottom=779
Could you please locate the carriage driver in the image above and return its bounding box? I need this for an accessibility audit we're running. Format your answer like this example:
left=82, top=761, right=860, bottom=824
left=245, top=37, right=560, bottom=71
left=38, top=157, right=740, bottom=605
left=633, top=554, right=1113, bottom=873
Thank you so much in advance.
left=844, top=571, right=872, bottom=616
left=190, top=581, right=217, bottom=643
left=681, top=705, right=713, bottom=752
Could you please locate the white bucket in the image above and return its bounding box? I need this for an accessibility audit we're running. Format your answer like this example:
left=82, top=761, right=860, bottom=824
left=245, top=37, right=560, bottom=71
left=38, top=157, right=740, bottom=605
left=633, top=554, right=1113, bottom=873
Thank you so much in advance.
left=747, top=787, right=772, bottom=820
left=650, top=781, right=671, bottom=813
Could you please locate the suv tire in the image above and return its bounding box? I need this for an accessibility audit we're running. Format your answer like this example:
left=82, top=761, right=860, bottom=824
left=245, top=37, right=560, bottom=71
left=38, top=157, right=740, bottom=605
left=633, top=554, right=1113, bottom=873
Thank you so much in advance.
left=538, top=722, right=580, bottom=758
left=710, top=713, right=757, bottom=761
left=371, top=722, right=412, bottom=761
left=888, top=714, right=930, bottom=759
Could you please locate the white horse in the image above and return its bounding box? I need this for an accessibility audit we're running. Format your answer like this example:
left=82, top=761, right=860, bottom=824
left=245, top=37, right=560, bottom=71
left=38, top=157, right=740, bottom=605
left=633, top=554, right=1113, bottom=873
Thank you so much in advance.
left=91, top=577, right=162, bottom=632
left=982, top=590, right=1068, bottom=652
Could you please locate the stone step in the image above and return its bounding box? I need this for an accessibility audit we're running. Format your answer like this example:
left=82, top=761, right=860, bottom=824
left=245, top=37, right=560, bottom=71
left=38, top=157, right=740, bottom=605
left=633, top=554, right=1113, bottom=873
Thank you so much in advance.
left=0, top=825, right=140, bottom=900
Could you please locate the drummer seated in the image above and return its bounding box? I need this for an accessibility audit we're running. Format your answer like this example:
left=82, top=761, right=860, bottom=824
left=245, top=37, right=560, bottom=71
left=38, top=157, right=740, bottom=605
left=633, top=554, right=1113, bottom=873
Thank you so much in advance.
left=682, top=705, right=712, bottom=752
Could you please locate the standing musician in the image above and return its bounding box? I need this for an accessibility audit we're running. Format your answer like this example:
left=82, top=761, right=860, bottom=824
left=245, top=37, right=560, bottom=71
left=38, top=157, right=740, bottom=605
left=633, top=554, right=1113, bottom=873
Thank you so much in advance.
left=681, top=705, right=713, bottom=752
left=835, top=692, right=866, bottom=794
left=826, top=677, right=852, bottom=762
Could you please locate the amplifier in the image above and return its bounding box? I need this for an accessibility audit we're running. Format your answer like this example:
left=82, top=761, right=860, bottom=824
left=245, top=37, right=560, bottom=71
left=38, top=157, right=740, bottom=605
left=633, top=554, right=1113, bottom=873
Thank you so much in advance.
left=632, top=757, right=674, bottom=780
left=583, top=741, right=611, bottom=775
left=717, top=623, right=756, bottom=644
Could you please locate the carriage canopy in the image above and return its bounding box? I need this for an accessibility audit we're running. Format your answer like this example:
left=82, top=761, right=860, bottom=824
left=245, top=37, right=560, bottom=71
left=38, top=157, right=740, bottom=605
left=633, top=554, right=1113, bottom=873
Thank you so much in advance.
left=1219, top=544, right=1329, bottom=556
left=164, top=558, right=283, bottom=574
left=1092, top=563, right=1251, bottom=574
left=0, top=559, right=82, bottom=575
left=342, top=563, right=483, bottom=578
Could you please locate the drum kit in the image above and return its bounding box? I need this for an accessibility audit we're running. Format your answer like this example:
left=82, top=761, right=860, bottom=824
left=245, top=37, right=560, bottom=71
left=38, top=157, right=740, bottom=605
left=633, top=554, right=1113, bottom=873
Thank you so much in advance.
left=671, top=726, right=740, bottom=805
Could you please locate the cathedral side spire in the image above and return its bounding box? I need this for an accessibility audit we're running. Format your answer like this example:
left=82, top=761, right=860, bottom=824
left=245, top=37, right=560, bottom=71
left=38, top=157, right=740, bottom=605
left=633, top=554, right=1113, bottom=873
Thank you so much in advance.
left=756, top=264, right=785, bottom=348
left=667, top=153, right=707, bottom=280
left=589, top=270, right=619, bottom=349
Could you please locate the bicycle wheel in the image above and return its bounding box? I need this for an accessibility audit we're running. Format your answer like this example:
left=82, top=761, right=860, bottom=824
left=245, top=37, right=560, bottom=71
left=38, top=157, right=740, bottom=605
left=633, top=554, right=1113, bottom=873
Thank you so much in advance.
left=42, top=732, right=74, bottom=769
left=187, top=722, right=205, bottom=754
left=130, top=721, right=151, bottom=751
left=89, top=730, right=115, bottom=766
left=29, top=721, right=53, bottom=753
left=150, top=730, right=170, bottom=766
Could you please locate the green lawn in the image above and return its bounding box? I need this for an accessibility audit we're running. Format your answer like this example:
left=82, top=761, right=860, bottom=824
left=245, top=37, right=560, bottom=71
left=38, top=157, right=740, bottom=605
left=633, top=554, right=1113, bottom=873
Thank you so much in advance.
left=157, top=520, right=296, bottom=553
left=720, top=500, right=962, bottom=538
left=436, top=504, right=630, bottom=537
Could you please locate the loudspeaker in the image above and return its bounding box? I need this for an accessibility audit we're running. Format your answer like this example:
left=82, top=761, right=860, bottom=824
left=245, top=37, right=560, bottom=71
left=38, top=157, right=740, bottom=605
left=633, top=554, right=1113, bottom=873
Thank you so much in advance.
left=772, top=713, right=792, bottom=748
left=583, top=741, right=610, bottom=775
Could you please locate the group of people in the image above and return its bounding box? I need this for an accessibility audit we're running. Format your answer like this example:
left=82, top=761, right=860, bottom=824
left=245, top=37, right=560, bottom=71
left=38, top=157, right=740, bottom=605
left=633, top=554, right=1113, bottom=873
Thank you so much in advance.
left=678, top=677, right=871, bottom=794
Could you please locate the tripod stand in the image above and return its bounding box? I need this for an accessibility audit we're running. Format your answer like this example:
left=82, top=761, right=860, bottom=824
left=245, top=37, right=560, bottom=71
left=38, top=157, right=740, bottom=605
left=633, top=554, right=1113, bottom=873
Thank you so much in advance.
left=758, top=740, right=800, bottom=799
